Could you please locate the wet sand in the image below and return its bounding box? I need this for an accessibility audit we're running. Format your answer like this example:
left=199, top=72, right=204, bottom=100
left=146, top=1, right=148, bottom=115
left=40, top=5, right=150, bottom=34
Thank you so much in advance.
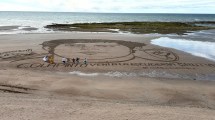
left=0, top=33, right=215, bottom=120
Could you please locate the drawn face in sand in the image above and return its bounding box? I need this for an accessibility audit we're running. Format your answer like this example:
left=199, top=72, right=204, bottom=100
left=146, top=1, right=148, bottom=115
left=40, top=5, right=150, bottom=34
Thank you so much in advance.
left=42, top=39, right=141, bottom=63
left=41, top=39, right=179, bottom=63
left=54, top=42, right=133, bottom=62
left=0, top=39, right=179, bottom=63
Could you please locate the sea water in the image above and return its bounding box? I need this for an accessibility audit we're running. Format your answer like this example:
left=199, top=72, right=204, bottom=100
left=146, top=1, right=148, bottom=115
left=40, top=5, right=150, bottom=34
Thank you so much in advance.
left=0, top=11, right=215, bottom=63
left=0, top=11, right=215, bottom=34
left=151, top=37, right=215, bottom=62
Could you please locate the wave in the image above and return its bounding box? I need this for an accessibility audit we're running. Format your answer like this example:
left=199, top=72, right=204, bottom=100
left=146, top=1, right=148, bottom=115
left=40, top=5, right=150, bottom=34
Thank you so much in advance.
left=151, top=37, right=215, bottom=62
left=69, top=71, right=99, bottom=77
left=67, top=71, right=215, bottom=81
left=1, top=12, right=215, bottom=35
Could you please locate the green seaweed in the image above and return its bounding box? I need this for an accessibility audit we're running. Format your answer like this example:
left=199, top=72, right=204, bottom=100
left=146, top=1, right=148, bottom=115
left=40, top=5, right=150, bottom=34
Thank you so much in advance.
left=45, top=21, right=215, bottom=35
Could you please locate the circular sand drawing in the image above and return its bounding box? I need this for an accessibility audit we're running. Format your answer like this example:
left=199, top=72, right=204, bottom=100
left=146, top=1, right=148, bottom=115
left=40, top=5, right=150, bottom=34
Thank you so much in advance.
left=0, top=39, right=179, bottom=63
left=41, top=39, right=179, bottom=63
left=42, top=39, right=144, bottom=63
left=54, top=42, right=132, bottom=62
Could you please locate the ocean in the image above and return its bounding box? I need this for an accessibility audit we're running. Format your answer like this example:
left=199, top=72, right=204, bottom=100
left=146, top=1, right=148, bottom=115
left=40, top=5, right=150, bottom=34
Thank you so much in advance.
left=0, top=11, right=215, bottom=62
left=0, top=11, right=215, bottom=34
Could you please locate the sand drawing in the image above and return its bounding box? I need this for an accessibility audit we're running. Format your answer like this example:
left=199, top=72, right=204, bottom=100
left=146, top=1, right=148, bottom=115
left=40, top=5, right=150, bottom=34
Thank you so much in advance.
left=136, top=48, right=179, bottom=62
left=0, top=39, right=180, bottom=64
left=42, top=39, right=142, bottom=63
left=0, top=49, right=33, bottom=59
left=1, top=39, right=215, bottom=70
left=5, top=39, right=214, bottom=70
left=41, top=39, right=180, bottom=63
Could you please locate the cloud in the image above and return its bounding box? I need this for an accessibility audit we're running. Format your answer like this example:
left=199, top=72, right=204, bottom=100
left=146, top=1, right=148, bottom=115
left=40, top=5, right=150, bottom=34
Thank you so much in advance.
left=0, top=0, right=214, bottom=13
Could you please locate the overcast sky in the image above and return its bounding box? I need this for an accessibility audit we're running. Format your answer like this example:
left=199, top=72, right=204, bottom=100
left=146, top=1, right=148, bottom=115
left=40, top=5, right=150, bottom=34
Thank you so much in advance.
left=0, top=0, right=215, bottom=13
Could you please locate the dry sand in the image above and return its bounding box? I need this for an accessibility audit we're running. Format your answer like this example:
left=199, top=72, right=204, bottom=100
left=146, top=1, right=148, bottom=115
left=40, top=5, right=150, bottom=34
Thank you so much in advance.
left=0, top=33, right=215, bottom=120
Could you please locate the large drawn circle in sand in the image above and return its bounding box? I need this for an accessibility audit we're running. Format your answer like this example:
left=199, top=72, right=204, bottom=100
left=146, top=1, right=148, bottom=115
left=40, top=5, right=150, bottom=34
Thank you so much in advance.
left=41, top=39, right=180, bottom=63
left=42, top=39, right=145, bottom=63
left=54, top=42, right=132, bottom=62
left=0, top=39, right=180, bottom=63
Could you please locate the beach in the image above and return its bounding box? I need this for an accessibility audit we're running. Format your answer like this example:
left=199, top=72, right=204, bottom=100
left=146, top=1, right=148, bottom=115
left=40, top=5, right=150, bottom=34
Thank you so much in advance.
left=0, top=32, right=215, bottom=120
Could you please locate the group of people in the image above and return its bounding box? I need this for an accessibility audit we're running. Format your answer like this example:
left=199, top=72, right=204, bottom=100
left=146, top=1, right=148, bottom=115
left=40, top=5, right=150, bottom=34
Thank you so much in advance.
left=43, top=55, right=87, bottom=64
left=62, top=57, right=88, bottom=64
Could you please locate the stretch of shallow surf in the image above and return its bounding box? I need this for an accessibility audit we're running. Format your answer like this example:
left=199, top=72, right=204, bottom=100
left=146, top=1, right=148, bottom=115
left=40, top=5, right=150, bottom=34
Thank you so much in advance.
left=66, top=71, right=215, bottom=81
left=150, top=29, right=215, bottom=62
left=151, top=37, right=215, bottom=62
left=0, top=11, right=215, bottom=34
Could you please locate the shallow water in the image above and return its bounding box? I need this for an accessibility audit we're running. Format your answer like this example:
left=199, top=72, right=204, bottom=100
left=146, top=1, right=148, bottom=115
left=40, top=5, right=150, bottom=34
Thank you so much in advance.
left=0, top=11, right=215, bottom=34
left=67, top=71, right=215, bottom=81
left=151, top=37, right=215, bottom=62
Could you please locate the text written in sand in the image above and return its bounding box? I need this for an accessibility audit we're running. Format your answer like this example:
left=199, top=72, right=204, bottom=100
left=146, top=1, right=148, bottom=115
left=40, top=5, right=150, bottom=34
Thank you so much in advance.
left=17, top=62, right=215, bottom=70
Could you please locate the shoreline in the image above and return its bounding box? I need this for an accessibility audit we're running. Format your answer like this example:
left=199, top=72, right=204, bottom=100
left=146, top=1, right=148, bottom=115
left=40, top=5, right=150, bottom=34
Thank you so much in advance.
left=45, top=21, right=215, bottom=35
left=0, top=32, right=215, bottom=119
left=1, top=33, right=214, bottom=77
left=1, top=21, right=215, bottom=35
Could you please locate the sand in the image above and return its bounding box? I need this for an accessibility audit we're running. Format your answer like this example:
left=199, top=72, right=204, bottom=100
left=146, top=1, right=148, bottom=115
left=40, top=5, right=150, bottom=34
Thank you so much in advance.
left=0, top=33, right=215, bottom=120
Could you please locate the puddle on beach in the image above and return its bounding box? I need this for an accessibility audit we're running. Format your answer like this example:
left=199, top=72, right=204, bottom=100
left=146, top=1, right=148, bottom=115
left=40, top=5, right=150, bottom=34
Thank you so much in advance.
left=151, top=37, right=215, bottom=62
left=65, top=71, right=215, bottom=81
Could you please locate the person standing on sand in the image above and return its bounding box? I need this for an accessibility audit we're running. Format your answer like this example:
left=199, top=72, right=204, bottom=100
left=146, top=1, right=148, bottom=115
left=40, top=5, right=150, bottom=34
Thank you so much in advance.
left=49, top=55, right=54, bottom=64
left=62, top=57, right=67, bottom=64
left=72, top=58, right=76, bottom=63
left=83, top=58, right=87, bottom=64
left=43, top=55, right=48, bottom=62
left=76, top=57, right=80, bottom=64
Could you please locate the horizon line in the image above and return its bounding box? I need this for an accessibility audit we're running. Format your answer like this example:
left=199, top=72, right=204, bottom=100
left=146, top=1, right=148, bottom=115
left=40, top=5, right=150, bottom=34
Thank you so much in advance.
left=0, top=11, right=215, bottom=14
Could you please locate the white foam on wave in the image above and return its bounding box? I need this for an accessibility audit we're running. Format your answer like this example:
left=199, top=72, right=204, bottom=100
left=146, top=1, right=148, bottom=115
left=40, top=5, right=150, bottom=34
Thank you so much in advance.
left=68, top=71, right=181, bottom=78
left=68, top=71, right=182, bottom=78
left=69, top=71, right=99, bottom=77
left=69, top=71, right=136, bottom=77
left=140, top=70, right=180, bottom=79
left=185, top=30, right=215, bottom=36
left=67, top=71, right=214, bottom=81
left=151, top=37, right=215, bottom=62
left=104, top=71, right=137, bottom=77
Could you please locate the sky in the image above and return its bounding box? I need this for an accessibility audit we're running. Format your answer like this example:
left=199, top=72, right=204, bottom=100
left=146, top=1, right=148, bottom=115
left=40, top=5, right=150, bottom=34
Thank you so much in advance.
left=0, top=0, right=215, bottom=13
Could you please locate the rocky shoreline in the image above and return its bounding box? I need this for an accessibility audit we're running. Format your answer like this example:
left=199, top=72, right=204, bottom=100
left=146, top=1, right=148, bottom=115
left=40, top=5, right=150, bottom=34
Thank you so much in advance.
left=45, top=21, right=215, bottom=35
